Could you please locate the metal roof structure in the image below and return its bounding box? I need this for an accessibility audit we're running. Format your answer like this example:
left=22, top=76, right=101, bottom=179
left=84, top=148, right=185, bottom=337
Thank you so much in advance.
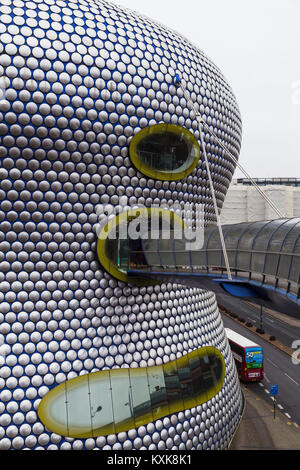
left=225, top=329, right=261, bottom=349
left=126, top=218, right=300, bottom=317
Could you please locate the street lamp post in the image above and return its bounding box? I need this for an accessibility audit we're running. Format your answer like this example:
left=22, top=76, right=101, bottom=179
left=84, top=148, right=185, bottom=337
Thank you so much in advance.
left=258, top=305, right=265, bottom=335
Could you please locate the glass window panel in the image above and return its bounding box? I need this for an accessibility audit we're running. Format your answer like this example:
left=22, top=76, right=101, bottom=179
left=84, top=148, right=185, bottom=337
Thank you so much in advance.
left=206, top=350, right=223, bottom=386
left=158, top=239, right=174, bottom=270
left=159, top=251, right=176, bottom=270
left=66, top=376, right=92, bottom=435
left=277, top=254, right=292, bottom=280
left=251, top=252, right=266, bottom=274
left=173, top=239, right=190, bottom=269
left=129, top=124, right=200, bottom=181
left=110, top=369, right=133, bottom=433
left=129, top=368, right=153, bottom=428
left=158, top=239, right=173, bottom=252
left=289, top=256, right=300, bottom=283
left=48, top=385, right=68, bottom=434
left=89, top=373, right=115, bottom=437
left=238, top=222, right=265, bottom=251
left=198, top=351, right=217, bottom=393
left=176, top=356, right=197, bottom=409
left=188, top=350, right=207, bottom=401
left=163, top=361, right=184, bottom=414
left=280, top=224, right=300, bottom=255
left=282, top=237, right=300, bottom=282
left=138, top=129, right=190, bottom=172
left=252, top=221, right=280, bottom=251
left=207, top=250, right=222, bottom=268
left=267, top=220, right=297, bottom=252
left=207, top=230, right=222, bottom=250
left=190, top=250, right=206, bottom=269
left=142, top=239, right=161, bottom=268
left=264, top=253, right=280, bottom=277
left=147, top=366, right=169, bottom=420
left=223, top=224, right=249, bottom=251
left=226, top=250, right=236, bottom=269
left=219, top=249, right=235, bottom=270
left=236, top=250, right=252, bottom=272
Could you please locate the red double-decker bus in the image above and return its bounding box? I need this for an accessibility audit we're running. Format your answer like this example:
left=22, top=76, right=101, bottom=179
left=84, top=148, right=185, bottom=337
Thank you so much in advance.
left=225, top=328, right=264, bottom=383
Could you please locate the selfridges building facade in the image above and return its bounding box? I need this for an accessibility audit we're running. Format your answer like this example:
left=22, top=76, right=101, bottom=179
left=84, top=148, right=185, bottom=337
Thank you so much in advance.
left=0, top=0, right=243, bottom=450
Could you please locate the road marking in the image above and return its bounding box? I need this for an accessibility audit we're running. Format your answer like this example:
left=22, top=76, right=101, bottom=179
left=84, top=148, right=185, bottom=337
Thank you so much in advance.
left=264, top=389, right=270, bottom=395
left=267, top=358, right=279, bottom=368
left=286, top=413, right=292, bottom=419
left=284, top=373, right=299, bottom=386
left=278, top=404, right=284, bottom=410
left=264, top=374, right=271, bottom=384
left=259, top=382, right=264, bottom=387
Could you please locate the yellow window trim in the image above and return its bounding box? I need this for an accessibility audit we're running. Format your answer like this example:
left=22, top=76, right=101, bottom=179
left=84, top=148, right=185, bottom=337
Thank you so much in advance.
left=129, top=123, right=201, bottom=181
left=38, top=347, right=226, bottom=439
left=97, top=207, right=185, bottom=284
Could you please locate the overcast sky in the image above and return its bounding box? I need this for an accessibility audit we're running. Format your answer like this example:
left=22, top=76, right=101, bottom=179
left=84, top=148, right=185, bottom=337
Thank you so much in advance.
left=113, top=0, right=300, bottom=179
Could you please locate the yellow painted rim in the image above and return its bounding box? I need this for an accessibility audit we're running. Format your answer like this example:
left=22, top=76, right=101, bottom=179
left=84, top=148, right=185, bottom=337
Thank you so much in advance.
left=97, top=207, right=185, bottom=284
left=129, top=123, right=200, bottom=181
left=38, top=347, right=226, bottom=439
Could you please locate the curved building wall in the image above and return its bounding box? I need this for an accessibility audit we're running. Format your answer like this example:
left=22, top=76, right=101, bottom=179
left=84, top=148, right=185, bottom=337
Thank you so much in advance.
left=0, top=0, right=243, bottom=450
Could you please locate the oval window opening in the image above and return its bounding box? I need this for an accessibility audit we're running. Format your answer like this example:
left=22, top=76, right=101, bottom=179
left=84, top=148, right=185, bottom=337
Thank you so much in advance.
left=38, top=347, right=225, bottom=439
left=129, top=124, right=200, bottom=181
left=97, top=208, right=184, bottom=284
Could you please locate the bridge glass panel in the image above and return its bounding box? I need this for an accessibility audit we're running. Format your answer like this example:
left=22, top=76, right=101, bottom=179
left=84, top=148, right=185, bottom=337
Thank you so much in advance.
left=206, top=229, right=223, bottom=267
left=140, top=239, right=161, bottom=270
left=288, top=237, right=300, bottom=283
left=223, top=224, right=249, bottom=269
left=264, top=220, right=294, bottom=277
left=235, top=222, right=264, bottom=272
left=250, top=221, right=278, bottom=274
left=173, top=239, right=191, bottom=270
left=276, top=221, right=300, bottom=281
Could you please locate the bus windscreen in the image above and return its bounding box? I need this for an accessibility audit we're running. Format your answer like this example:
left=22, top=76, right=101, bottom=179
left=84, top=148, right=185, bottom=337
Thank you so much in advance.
left=245, top=348, right=263, bottom=369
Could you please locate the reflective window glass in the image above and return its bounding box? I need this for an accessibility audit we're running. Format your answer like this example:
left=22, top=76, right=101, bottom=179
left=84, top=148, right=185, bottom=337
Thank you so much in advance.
left=89, top=372, right=115, bottom=436
left=177, top=356, right=197, bottom=409
left=138, top=131, right=188, bottom=171
left=48, top=384, right=68, bottom=434
left=238, top=222, right=265, bottom=251
left=110, top=369, right=133, bottom=433
left=163, top=361, right=184, bottom=414
left=66, top=376, right=92, bottom=435
left=200, top=353, right=217, bottom=392
left=188, top=350, right=206, bottom=397
left=39, top=348, right=225, bottom=438
left=129, top=368, right=153, bottom=428
left=129, top=124, right=200, bottom=181
left=147, top=366, right=169, bottom=420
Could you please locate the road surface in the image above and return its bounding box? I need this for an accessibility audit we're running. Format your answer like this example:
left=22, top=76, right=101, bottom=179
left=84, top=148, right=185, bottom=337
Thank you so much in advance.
left=222, top=313, right=300, bottom=436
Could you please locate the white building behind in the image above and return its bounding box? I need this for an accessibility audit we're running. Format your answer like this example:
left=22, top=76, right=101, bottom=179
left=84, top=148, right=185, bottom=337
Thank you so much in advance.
left=221, top=179, right=300, bottom=224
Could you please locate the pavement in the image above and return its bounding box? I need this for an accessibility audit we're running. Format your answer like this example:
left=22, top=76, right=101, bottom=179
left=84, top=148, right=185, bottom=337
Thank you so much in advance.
left=230, top=384, right=300, bottom=450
